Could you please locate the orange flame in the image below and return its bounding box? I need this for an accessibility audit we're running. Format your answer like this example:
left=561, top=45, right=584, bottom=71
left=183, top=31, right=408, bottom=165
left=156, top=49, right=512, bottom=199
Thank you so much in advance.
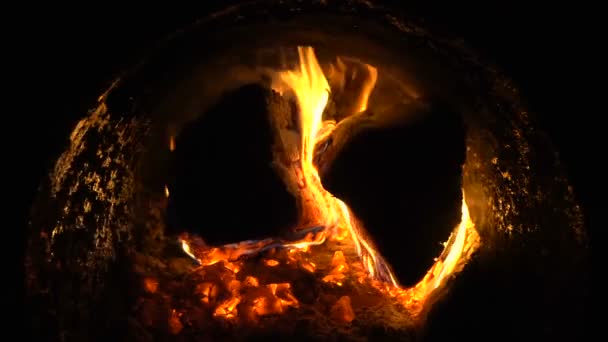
left=274, top=47, right=330, bottom=169
left=409, top=192, right=477, bottom=298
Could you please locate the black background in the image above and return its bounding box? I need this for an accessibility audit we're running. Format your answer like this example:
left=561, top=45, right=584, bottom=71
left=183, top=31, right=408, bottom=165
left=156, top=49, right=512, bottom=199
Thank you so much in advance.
left=17, top=1, right=596, bottom=337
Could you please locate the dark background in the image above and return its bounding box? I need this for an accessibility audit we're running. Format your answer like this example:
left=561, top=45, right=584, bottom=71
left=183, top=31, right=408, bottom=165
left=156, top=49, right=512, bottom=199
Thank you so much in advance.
left=17, top=1, right=596, bottom=337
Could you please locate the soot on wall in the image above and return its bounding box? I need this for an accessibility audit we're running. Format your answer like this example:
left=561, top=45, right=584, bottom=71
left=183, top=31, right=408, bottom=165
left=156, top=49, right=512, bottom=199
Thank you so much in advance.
left=167, top=84, right=297, bottom=244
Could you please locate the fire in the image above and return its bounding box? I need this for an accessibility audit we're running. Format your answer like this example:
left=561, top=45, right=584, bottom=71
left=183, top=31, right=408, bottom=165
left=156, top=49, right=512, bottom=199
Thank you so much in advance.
left=264, top=259, right=279, bottom=267
left=403, top=193, right=478, bottom=304
left=326, top=56, right=378, bottom=114
left=271, top=46, right=396, bottom=285
left=173, top=46, right=480, bottom=322
left=273, top=47, right=330, bottom=170
left=214, top=297, right=240, bottom=319
left=180, top=239, right=198, bottom=263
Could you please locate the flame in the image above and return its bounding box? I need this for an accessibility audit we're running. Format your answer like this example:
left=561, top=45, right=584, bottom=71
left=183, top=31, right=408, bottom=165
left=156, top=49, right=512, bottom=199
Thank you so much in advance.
left=412, top=192, right=477, bottom=295
left=382, top=193, right=479, bottom=312
left=164, top=185, right=170, bottom=198
left=271, top=46, right=396, bottom=284
left=435, top=196, right=472, bottom=286
left=276, top=47, right=330, bottom=168
left=181, top=239, right=199, bottom=262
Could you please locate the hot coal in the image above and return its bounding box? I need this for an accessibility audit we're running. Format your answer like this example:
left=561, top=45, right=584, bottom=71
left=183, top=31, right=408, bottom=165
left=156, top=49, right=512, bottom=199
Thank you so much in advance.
left=167, top=84, right=297, bottom=245
left=322, top=101, right=466, bottom=287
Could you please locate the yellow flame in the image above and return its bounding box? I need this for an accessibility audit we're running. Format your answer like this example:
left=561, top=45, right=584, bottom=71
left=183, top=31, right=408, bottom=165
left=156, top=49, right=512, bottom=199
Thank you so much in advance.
left=391, top=192, right=479, bottom=311
left=272, top=47, right=395, bottom=284
left=435, top=194, right=472, bottom=287
left=164, top=185, right=170, bottom=198
left=420, top=192, right=475, bottom=294
left=274, top=47, right=330, bottom=168
left=181, top=239, right=199, bottom=262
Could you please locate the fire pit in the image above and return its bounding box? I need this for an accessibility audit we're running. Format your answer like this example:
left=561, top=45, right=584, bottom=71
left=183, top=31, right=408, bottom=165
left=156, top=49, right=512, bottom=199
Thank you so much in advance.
left=25, top=1, right=588, bottom=341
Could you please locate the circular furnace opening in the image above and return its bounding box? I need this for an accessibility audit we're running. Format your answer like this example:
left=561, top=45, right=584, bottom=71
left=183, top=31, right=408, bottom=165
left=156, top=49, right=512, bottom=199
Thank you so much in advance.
left=26, top=2, right=588, bottom=341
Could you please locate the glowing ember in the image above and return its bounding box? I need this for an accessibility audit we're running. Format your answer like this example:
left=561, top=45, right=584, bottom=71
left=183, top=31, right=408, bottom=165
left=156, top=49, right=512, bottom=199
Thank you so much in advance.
left=264, top=259, right=280, bottom=267
left=403, top=192, right=479, bottom=303
left=214, top=297, right=240, bottom=319
left=176, top=46, right=480, bottom=321
left=143, top=277, right=159, bottom=294
left=168, top=309, right=184, bottom=335
left=180, top=239, right=199, bottom=264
